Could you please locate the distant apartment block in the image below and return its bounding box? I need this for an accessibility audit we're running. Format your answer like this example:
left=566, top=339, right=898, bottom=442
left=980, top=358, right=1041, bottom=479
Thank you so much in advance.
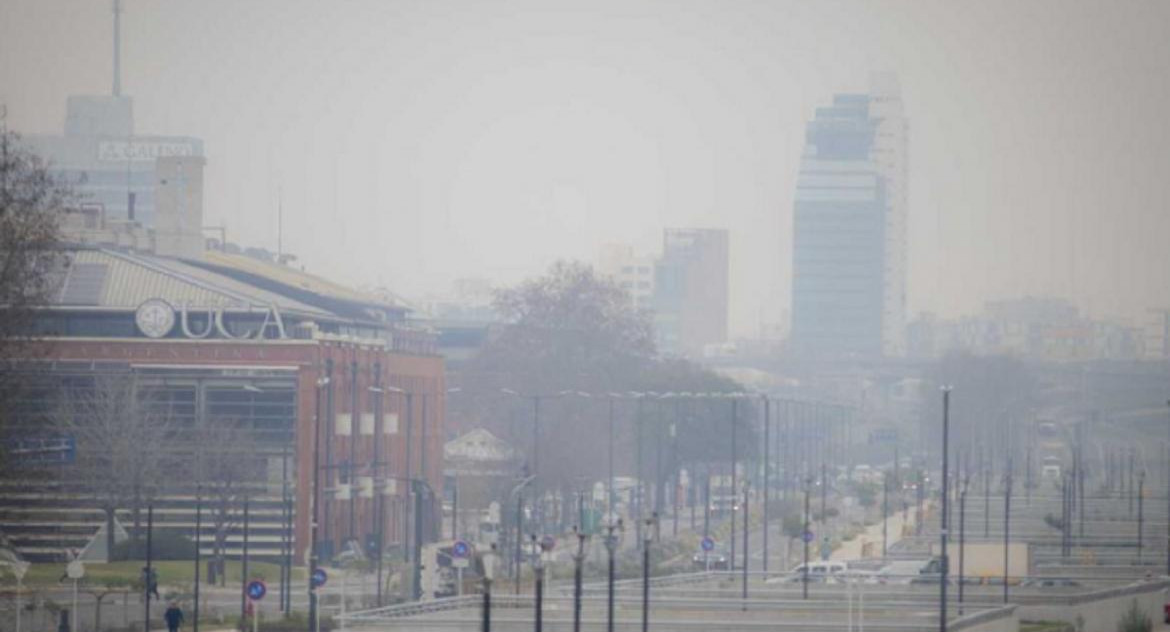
left=790, top=76, right=907, bottom=358
left=597, top=243, right=656, bottom=311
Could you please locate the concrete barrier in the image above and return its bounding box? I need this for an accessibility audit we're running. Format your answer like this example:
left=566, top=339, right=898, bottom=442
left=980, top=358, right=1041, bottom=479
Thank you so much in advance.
left=1017, top=580, right=1168, bottom=631
left=951, top=605, right=1018, bottom=632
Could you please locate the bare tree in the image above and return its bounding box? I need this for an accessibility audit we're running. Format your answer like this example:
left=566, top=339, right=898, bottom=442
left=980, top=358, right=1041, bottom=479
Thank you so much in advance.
left=51, top=375, right=178, bottom=557
left=0, top=130, right=68, bottom=463
left=190, top=417, right=262, bottom=585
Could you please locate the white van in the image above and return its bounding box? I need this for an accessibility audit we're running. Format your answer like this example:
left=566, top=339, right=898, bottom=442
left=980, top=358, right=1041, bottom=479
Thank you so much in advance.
left=778, top=561, right=848, bottom=582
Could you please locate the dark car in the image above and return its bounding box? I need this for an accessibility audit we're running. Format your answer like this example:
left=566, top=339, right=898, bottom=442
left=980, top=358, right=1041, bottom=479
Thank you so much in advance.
left=692, top=546, right=730, bottom=570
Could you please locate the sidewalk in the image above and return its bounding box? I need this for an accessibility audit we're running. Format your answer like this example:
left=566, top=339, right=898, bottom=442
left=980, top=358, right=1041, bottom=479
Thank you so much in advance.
left=831, top=503, right=923, bottom=562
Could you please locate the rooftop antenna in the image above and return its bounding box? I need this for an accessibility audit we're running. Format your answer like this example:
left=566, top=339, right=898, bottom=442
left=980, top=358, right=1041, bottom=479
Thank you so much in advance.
left=112, top=0, right=122, bottom=97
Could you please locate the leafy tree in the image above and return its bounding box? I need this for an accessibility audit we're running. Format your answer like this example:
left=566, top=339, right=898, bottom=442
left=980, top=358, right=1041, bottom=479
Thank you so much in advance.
left=0, top=130, right=68, bottom=465
left=1117, top=599, right=1151, bottom=632
left=452, top=261, right=754, bottom=510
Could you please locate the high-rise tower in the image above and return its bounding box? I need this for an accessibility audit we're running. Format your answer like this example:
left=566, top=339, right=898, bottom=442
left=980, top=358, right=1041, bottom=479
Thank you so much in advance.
left=790, top=75, right=907, bottom=358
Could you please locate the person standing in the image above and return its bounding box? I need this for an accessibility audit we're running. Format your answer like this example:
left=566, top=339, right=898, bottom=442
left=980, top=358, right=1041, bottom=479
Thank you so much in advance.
left=163, top=602, right=184, bottom=632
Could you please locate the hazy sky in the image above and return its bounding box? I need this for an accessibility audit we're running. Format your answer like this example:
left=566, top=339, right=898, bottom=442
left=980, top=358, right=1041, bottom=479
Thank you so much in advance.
left=3, top=0, right=1168, bottom=336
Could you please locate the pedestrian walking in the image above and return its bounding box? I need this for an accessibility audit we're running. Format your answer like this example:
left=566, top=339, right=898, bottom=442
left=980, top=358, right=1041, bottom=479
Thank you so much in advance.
left=164, top=602, right=184, bottom=632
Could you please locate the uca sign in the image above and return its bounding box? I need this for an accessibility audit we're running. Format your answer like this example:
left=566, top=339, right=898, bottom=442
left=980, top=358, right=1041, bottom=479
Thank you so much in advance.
left=135, top=299, right=289, bottom=340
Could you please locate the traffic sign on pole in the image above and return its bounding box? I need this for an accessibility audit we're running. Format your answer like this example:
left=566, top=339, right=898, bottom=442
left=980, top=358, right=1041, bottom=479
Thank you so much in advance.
left=701, top=536, right=715, bottom=552
left=310, top=568, right=328, bottom=588
left=246, top=580, right=267, bottom=601
left=802, top=531, right=815, bottom=543
left=452, top=540, right=471, bottom=559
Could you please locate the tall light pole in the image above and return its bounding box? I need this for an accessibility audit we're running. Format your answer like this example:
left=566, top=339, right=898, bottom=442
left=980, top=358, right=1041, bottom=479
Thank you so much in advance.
left=1165, top=400, right=1170, bottom=577
left=939, top=386, right=952, bottom=632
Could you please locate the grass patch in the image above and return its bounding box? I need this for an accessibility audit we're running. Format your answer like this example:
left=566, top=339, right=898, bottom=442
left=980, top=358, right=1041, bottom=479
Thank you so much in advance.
left=19, top=560, right=304, bottom=588
left=1020, top=622, right=1073, bottom=632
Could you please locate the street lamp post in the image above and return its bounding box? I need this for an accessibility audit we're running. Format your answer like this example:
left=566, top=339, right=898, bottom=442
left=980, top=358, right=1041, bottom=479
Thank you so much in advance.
left=1138, top=470, right=1146, bottom=563
left=193, top=490, right=201, bottom=632
left=882, top=471, right=889, bottom=558
left=939, top=386, right=952, bottom=632
left=730, top=396, right=738, bottom=571
left=642, top=513, right=657, bottom=632
left=762, top=395, right=771, bottom=574
left=572, top=528, right=588, bottom=632
left=479, top=545, right=496, bottom=632
left=603, top=520, right=622, bottom=632
left=532, top=535, right=544, bottom=632
left=308, top=376, right=328, bottom=632
left=803, top=477, right=811, bottom=600
left=1003, top=463, right=1013, bottom=604
left=958, top=472, right=970, bottom=614
left=741, top=484, right=749, bottom=607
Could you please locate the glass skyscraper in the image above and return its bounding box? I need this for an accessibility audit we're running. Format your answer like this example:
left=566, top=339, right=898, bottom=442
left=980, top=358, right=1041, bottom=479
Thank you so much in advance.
left=790, top=76, right=907, bottom=358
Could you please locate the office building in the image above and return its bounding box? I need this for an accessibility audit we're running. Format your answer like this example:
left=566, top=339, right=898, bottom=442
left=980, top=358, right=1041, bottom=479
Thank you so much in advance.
left=790, top=76, right=908, bottom=358
left=653, top=228, right=730, bottom=355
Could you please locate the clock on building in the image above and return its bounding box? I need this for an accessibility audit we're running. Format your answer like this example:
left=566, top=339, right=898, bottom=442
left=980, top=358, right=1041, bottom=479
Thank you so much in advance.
left=134, top=299, right=176, bottom=338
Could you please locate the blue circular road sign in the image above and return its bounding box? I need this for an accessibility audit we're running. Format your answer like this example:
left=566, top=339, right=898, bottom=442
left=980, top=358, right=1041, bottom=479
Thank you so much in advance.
left=802, top=531, right=815, bottom=543
left=700, top=536, right=715, bottom=552
left=452, top=540, right=471, bottom=559
left=246, top=580, right=267, bottom=601
left=311, top=568, right=328, bottom=588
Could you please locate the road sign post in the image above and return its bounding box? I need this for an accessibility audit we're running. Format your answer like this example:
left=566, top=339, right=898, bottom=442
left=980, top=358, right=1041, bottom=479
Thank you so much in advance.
left=701, top=536, right=715, bottom=572
left=246, top=580, right=266, bottom=632
left=452, top=540, right=472, bottom=596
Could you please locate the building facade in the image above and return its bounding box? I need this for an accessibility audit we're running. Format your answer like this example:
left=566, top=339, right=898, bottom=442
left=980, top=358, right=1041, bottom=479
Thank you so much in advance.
left=597, top=243, right=656, bottom=311
left=1, top=245, right=445, bottom=564
left=790, top=76, right=908, bottom=358
left=653, top=228, right=729, bottom=356
left=23, top=95, right=205, bottom=237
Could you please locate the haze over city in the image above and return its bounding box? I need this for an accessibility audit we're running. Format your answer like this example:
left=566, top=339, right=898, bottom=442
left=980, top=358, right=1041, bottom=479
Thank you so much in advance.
left=4, top=0, right=1169, bottom=335
left=6, top=3, right=1170, bottom=632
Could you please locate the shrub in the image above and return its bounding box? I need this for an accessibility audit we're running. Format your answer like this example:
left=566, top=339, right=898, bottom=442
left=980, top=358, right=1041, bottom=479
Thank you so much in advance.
left=112, top=532, right=196, bottom=561
left=1116, top=599, right=1151, bottom=632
